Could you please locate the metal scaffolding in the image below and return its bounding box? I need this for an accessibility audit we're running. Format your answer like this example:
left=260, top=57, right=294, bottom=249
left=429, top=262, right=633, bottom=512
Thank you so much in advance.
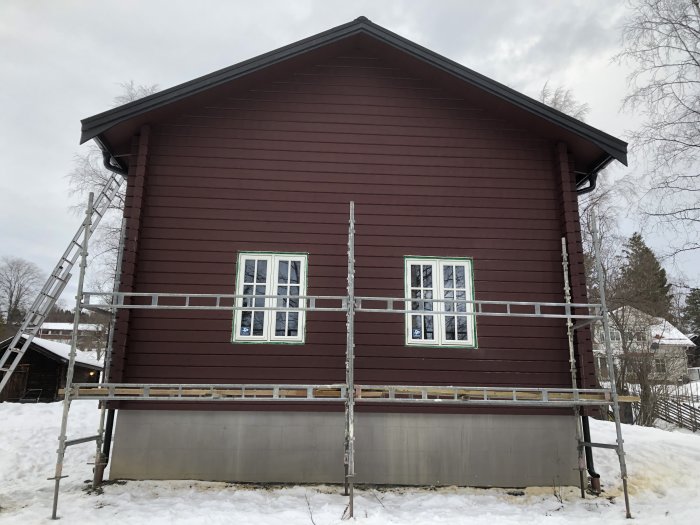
left=17, top=198, right=632, bottom=520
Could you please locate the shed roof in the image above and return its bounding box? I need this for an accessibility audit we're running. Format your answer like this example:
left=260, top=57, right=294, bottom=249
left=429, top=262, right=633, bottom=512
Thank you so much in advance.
left=81, top=16, right=627, bottom=185
left=0, top=336, right=103, bottom=370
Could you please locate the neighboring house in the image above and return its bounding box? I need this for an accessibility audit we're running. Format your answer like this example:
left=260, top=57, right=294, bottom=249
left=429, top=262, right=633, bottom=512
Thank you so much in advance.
left=79, top=18, right=627, bottom=487
left=0, top=336, right=101, bottom=402
left=688, top=334, right=700, bottom=369
left=593, top=306, right=695, bottom=384
left=36, top=322, right=105, bottom=352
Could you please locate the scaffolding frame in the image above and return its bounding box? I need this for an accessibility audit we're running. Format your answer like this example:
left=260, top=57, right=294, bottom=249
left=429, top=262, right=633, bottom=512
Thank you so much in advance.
left=43, top=200, right=632, bottom=520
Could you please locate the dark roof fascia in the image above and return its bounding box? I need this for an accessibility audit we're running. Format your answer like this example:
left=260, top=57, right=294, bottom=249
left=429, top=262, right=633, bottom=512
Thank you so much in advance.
left=81, top=17, right=627, bottom=173
left=356, top=20, right=627, bottom=169
left=80, top=18, right=370, bottom=144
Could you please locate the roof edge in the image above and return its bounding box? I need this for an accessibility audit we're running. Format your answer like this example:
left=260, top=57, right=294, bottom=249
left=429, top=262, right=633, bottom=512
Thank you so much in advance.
left=81, top=16, right=627, bottom=171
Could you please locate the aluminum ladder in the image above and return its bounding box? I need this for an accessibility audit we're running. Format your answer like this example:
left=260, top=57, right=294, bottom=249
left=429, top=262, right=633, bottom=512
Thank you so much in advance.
left=0, top=171, right=123, bottom=396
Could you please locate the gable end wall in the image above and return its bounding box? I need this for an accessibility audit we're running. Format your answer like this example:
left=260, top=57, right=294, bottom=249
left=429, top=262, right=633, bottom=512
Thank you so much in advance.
left=113, top=50, right=595, bottom=412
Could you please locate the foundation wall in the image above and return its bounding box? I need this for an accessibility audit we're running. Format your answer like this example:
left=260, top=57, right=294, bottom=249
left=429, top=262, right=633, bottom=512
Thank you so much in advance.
left=110, top=410, right=579, bottom=487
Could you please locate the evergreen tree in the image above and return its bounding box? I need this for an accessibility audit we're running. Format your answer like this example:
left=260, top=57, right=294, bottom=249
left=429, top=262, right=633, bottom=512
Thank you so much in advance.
left=616, top=232, right=673, bottom=319
left=683, top=288, right=700, bottom=334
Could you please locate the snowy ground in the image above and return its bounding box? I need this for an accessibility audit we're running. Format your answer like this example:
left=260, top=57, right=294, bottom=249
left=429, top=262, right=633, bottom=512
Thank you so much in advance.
left=1, top=402, right=699, bottom=524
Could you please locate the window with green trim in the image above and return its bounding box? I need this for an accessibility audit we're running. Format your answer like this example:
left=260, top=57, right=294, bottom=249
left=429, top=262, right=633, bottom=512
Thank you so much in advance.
left=404, top=257, right=476, bottom=347
left=232, top=253, right=307, bottom=343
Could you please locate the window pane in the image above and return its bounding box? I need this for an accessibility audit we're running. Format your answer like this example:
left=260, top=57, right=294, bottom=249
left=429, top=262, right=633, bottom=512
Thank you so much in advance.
left=290, top=286, right=299, bottom=297
left=457, top=317, right=468, bottom=340
left=256, top=260, right=267, bottom=283
left=290, top=261, right=301, bottom=285
left=410, top=264, right=421, bottom=287
left=444, top=290, right=454, bottom=312
left=278, top=260, right=289, bottom=283
left=423, top=290, right=433, bottom=311
left=455, top=266, right=465, bottom=288
left=411, top=289, right=422, bottom=310
left=275, top=312, right=286, bottom=336
left=244, top=260, right=255, bottom=283
left=240, top=312, right=252, bottom=336
left=424, top=316, right=434, bottom=339
left=445, top=316, right=455, bottom=340
left=242, top=285, right=254, bottom=307
left=277, top=285, right=288, bottom=297
left=422, top=265, right=432, bottom=287
left=288, top=312, right=299, bottom=336
left=253, top=312, right=265, bottom=336
left=412, top=315, right=422, bottom=339
left=456, top=290, right=466, bottom=312
left=443, top=265, right=454, bottom=288
left=255, top=286, right=266, bottom=307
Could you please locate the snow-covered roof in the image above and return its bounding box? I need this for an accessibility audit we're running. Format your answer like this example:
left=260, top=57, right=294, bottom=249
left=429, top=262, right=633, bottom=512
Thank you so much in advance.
left=650, top=319, right=695, bottom=347
left=39, top=323, right=102, bottom=331
left=595, top=306, right=696, bottom=351
left=19, top=335, right=103, bottom=369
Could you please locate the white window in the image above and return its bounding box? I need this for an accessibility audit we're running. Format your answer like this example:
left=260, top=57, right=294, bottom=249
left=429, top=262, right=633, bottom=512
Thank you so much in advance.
left=404, top=257, right=476, bottom=347
left=654, top=358, right=667, bottom=374
left=232, top=252, right=307, bottom=343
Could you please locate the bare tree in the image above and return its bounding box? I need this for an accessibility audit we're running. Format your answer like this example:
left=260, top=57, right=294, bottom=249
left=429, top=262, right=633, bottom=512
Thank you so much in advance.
left=599, top=308, right=688, bottom=426
left=112, top=80, right=159, bottom=107
left=616, top=0, right=700, bottom=255
left=68, top=81, right=158, bottom=285
left=539, top=81, right=591, bottom=121
left=0, top=257, right=44, bottom=325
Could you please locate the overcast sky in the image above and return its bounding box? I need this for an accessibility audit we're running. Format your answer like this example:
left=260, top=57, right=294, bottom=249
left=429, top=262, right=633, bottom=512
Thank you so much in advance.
left=0, top=0, right=696, bottom=305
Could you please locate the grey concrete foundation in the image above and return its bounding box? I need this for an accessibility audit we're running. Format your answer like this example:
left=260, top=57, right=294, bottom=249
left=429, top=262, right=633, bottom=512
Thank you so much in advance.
left=109, top=410, right=579, bottom=487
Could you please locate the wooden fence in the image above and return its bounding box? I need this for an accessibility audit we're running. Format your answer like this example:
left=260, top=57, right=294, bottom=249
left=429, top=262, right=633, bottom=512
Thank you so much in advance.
left=654, top=396, right=700, bottom=432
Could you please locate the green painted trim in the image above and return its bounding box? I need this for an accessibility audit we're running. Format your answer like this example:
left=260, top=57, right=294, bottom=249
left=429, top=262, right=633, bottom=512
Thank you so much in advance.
left=231, top=251, right=309, bottom=345
left=403, top=255, right=478, bottom=349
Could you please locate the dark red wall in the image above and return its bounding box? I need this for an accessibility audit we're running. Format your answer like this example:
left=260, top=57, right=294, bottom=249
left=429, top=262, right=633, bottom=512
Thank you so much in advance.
left=110, top=48, right=595, bottom=410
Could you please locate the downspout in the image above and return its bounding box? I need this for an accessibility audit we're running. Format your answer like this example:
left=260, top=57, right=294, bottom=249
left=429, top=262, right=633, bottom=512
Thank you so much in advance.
left=102, top=409, right=116, bottom=464
left=582, top=415, right=602, bottom=494
left=574, top=154, right=609, bottom=492
left=95, top=142, right=126, bottom=481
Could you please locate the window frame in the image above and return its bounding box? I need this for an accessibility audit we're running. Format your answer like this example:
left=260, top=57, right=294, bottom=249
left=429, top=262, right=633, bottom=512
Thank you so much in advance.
left=232, top=251, right=308, bottom=344
left=403, top=256, right=477, bottom=348
left=654, top=358, right=667, bottom=374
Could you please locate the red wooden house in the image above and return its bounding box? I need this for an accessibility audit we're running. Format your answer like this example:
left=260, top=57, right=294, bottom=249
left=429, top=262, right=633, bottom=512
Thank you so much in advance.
left=80, top=18, right=626, bottom=487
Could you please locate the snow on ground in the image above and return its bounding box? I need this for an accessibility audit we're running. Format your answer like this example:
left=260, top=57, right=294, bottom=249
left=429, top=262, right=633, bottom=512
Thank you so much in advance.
left=1, top=401, right=700, bottom=524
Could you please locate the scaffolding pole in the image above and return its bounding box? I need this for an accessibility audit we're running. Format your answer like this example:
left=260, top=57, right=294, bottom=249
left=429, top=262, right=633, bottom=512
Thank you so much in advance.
left=343, top=201, right=356, bottom=519
left=50, top=193, right=93, bottom=520
left=561, top=237, right=587, bottom=497
left=43, top=202, right=634, bottom=520
left=591, top=209, right=632, bottom=519
left=92, top=215, right=126, bottom=488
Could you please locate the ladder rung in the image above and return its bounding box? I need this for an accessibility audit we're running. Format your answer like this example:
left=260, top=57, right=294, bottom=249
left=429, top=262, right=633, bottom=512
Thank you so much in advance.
left=580, top=441, right=619, bottom=450
left=1, top=367, right=11, bottom=373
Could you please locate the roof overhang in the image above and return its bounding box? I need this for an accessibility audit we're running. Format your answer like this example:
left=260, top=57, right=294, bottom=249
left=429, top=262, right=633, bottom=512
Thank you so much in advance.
left=81, top=16, right=627, bottom=185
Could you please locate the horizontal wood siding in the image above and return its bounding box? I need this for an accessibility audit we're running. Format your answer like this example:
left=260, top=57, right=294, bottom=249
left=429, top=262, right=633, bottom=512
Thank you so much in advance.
left=119, top=51, right=589, bottom=411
